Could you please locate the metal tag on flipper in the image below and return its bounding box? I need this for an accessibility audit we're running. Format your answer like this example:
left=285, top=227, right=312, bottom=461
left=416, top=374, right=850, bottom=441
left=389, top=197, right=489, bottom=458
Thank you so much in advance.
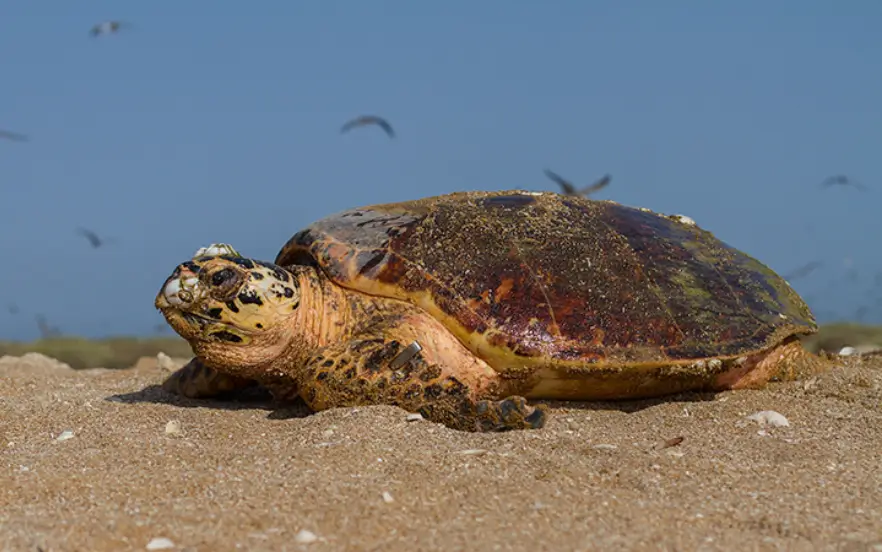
left=390, top=341, right=422, bottom=370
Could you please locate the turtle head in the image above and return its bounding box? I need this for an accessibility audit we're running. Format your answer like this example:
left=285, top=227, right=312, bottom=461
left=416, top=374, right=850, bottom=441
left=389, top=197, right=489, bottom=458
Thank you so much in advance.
left=155, top=243, right=301, bottom=371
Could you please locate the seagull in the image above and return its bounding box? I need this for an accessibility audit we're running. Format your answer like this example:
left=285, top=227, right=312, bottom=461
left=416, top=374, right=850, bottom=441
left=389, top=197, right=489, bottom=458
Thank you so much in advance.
left=35, top=314, right=62, bottom=338
left=340, top=115, right=395, bottom=139
left=89, top=20, right=132, bottom=37
left=76, top=227, right=112, bottom=248
left=820, top=175, right=867, bottom=192
left=0, top=129, right=28, bottom=142
left=782, top=261, right=823, bottom=282
left=544, top=169, right=611, bottom=197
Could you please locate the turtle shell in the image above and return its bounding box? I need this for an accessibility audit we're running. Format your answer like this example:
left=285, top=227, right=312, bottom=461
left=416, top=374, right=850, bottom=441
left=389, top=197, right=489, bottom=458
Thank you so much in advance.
left=275, top=190, right=816, bottom=372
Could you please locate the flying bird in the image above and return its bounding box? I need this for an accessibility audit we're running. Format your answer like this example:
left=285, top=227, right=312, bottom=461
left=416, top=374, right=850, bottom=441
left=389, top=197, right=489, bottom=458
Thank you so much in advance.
left=544, top=169, right=612, bottom=197
left=340, top=115, right=395, bottom=139
left=89, top=20, right=132, bottom=37
left=853, top=305, right=869, bottom=323
left=35, top=314, right=61, bottom=338
left=0, top=129, right=28, bottom=142
left=782, top=261, right=823, bottom=282
left=820, top=175, right=867, bottom=192
left=76, top=227, right=112, bottom=248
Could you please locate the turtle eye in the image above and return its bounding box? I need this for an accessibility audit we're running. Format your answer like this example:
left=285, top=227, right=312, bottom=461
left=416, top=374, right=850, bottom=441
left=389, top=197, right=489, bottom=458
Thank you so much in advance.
left=211, top=268, right=236, bottom=287
left=206, top=267, right=243, bottom=300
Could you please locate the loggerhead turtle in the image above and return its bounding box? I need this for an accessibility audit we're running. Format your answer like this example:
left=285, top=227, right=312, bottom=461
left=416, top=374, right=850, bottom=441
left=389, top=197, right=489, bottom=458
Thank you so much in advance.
left=155, top=190, right=830, bottom=432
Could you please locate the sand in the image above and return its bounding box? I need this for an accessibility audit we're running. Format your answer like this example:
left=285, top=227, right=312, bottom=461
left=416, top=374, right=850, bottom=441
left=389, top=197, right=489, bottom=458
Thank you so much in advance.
left=1, top=352, right=881, bottom=552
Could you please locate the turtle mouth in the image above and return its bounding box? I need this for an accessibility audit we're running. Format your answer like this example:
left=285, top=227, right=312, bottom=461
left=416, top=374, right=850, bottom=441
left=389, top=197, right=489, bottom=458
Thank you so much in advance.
left=156, top=305, right=207, bottom=328
left=158, top=307, right=254, bottom=348
left=180, top=310, right=217, bottom=326
left=158, top=305, right=246, bottom=343
left=156, top=295, right=232, bottom=327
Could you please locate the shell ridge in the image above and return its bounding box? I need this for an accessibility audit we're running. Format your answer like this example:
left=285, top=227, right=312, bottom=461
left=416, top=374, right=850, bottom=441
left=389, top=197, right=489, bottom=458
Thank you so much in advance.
left=695, top=240, right=771, bottom=334
left=593, top=204, right=688, bottom=346
left=511, top=240, right=559, bottom=340
left=721, top=241, right=811, bottom=331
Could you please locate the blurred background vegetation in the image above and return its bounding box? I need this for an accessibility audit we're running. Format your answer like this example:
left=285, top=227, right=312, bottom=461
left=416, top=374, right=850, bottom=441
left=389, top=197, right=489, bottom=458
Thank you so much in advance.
left=0, top=336, right=192, bottom=370
left=2, top=322, right=879, bottom=370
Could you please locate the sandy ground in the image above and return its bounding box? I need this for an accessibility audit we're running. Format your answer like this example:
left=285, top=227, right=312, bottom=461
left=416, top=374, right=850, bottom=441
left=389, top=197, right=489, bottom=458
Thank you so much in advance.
left=1, top=352, right=881, bottom=552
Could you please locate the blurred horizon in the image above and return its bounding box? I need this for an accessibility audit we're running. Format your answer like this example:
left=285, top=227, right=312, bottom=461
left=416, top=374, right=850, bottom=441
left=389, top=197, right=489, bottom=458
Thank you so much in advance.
left=2, top=1, right=881, bottom=341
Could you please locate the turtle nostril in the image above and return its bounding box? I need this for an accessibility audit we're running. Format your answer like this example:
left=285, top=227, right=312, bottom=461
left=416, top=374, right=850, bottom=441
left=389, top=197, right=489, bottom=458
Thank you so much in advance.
left=211, top=268, right=236, bottom=287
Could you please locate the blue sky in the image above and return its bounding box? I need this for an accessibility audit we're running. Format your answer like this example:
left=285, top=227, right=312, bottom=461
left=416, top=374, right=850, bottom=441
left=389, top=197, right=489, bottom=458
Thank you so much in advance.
left=1, top=1, right=880, bottom=340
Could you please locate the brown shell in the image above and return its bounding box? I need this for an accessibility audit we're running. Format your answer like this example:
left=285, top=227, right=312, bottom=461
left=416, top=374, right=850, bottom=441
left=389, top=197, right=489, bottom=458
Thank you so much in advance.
left=275, top=190, right=816, bottom=371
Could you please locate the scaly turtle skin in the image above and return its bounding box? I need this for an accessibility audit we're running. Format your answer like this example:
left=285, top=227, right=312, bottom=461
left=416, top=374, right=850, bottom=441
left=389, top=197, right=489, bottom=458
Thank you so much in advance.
left=155, top=190, right=831, bottom=432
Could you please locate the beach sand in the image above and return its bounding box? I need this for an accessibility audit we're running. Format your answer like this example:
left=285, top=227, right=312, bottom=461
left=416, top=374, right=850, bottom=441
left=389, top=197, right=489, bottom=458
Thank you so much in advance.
left=1, top=352, right=880, bottom=551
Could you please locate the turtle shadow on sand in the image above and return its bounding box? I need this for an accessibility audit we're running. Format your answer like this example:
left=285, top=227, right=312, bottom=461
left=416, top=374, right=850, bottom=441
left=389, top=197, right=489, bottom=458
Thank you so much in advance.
left=105, top=384, right=313, bottom=421
left=106, top=382, right=724, bottom=427
left=540, top=390, right=724, bottom=416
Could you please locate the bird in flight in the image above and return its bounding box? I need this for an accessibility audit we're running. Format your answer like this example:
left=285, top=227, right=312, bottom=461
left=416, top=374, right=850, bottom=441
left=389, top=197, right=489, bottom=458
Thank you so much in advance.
left=782, top=261, right=823, bottom=282
left=76, top=227, right=113, bottom=248
left=544, top=169, right=611, bottom=197
left=820, top=175, right=867, bottom=192
left=340, top=115, right=395, bottom=139
left=89, top=20, right=132, bottom=37
left=0, top=129, right=28, bottom=142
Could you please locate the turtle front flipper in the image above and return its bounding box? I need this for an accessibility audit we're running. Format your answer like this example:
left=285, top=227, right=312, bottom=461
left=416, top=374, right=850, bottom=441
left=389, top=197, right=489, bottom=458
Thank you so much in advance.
left=162, top=357, right=258, bottom=399
left=297, top=330, right=548, bottom=432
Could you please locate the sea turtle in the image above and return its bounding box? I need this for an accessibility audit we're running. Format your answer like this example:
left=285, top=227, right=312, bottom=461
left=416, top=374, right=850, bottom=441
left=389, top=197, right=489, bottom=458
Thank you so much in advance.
left=155, top=190, right=830, bottom=432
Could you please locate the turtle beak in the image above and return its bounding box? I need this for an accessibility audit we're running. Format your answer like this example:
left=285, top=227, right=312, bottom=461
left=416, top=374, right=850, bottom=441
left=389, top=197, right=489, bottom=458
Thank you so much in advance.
left=155, top=265, right=203, bottom=311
